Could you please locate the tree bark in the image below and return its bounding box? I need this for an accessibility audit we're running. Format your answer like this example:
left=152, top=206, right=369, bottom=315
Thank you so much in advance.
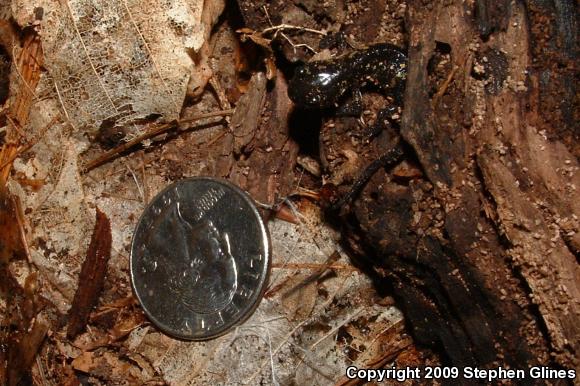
left=345, top=0, right=578, bottom=377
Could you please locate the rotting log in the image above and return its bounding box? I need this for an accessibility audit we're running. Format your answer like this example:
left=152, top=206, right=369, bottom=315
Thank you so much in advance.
left=343, top=0, right=578, bottom=378
left=234, top=0, right=578, bottom=374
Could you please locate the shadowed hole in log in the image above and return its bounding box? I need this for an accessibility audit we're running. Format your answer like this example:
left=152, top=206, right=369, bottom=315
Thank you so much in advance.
left=427, top=41, right=453, bottom=97
left=288, top=107, right=322, bottom=158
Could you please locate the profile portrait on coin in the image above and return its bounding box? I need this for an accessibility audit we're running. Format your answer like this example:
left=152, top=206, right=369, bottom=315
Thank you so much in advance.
left=171, top=203, right=238, bottom=314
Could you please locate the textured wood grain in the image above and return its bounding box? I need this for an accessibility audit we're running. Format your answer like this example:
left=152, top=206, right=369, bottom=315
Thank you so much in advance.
left=67, top=208, right=112, bottom=339
left=340, top=0, right=578, bottom=376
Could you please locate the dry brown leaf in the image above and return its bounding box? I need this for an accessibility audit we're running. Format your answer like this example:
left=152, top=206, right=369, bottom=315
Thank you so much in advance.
left=280, top=274, right=318, bottom=321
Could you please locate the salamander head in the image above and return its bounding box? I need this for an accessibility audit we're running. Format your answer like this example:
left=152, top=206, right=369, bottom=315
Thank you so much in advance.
left=288, top=62, right=349, bottom=109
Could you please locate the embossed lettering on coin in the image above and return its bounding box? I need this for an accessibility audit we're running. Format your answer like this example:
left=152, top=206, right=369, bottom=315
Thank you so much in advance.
left=130, top=177, right=270, bottom=340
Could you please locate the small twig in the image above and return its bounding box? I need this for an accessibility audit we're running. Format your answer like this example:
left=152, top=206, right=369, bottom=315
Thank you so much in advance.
left=262, top=6, right=274, bottom=29
left=308, top=308, right=363, bottom=351
left=208, top=76, right=232, bottom=111
left=279, top=32, right=317, bottom=54
left=432, top=64, right=459, bottom=107
left=100, top=192, right=142, bottom=204
left=6, top=115, right=27, bottom=139
left=140, top=152, right=149, bottom=203
left=282, top=250, right=342, bottom=298
left=271, top=262, right=358, bottom=272
left=13, top=195, right=32, bottom=263
left=126, top=164, right=144, bottom=203
left=262, top=24, right=327, bottom=36
left=367, top=319, right=404, bottom=349
left=261, top=6, right=322, bottom=54
left=205, top=130, right=228, bottom=147
left=82, top=109, right=234, bottom=172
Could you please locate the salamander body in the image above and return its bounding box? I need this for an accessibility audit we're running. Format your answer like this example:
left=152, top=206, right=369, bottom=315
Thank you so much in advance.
left=288, top=43, right=407, bottom=109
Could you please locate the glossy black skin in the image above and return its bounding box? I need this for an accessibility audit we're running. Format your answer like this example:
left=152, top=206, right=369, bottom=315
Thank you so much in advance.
left=288, top=43, right=407, bottom=109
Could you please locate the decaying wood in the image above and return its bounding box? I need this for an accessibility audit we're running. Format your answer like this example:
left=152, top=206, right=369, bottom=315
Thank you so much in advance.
left=216, top=72, right=267, bottom=177
left=1, top=27, right=43, bottom=187
left=0, top=192, right=46, bottom=385
left=0, top=191, right=26, bottom=263
left=0, top=79, right=42, bottom=382
left=7, top=318, right=48, bottom=386
left=8, top=29, right=43, bottom=131
left=67, top=208, right=112, bottom=339
left=334, top=320, right=414, bottom=386
left=229, top=70, right=299, bottom=205
left=342, top=0, right=578, bottom=376
left=475, top=0, right=579, bottom=363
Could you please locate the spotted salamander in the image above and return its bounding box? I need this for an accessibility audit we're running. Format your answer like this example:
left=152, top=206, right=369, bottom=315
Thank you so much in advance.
left=288, top=43, right=407, bottom=109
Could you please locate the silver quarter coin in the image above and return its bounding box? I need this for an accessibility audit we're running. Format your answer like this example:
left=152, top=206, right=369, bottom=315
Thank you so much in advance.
left=130, top=177, right=270, bottom=340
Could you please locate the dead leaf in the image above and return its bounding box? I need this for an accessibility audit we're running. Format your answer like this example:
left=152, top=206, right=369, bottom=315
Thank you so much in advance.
left=281, top=274, right=317, bottom=321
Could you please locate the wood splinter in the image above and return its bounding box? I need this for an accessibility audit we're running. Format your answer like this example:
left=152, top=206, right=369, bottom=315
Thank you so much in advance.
left=66, top=208, right=112, bottom=340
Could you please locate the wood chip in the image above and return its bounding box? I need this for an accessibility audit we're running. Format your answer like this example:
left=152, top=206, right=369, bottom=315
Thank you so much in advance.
left=67, top=208, right=112, bottom=339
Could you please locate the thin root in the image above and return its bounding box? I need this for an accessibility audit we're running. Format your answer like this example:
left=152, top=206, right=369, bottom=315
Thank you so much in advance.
left=82, top=109, right=234, bottom=173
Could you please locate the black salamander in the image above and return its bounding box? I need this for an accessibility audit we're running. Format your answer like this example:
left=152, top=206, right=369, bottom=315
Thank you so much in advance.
left=288, top=43, right=407, bottom=110
left=288, top=43, right=408, bottom=212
